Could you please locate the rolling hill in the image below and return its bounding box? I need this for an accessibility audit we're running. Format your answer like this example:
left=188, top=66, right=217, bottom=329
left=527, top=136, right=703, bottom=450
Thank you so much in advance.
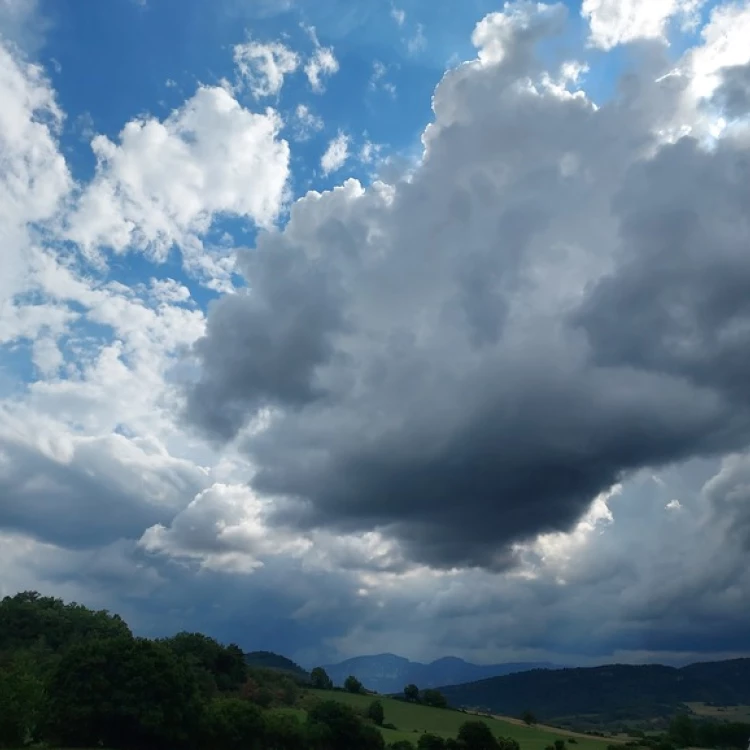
left=437, top=658, right=750, bottom=725
left=306, top=688, right=616, bottom=750
left=323, top=653, right=561, bottom=694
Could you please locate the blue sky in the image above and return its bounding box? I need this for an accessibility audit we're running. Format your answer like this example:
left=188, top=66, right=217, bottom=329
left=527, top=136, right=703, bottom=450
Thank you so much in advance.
left=3, top=0, right=750, bottom=668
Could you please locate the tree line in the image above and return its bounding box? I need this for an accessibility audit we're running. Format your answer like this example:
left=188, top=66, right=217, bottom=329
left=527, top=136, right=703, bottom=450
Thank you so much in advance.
left=0, top=591, right=521, bottom=750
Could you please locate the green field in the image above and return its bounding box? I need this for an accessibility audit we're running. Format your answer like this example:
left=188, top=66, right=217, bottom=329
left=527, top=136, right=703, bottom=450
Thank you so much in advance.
left=687, top=703, right=750, bottom=722
left=307, top=690, right=616, bottom=750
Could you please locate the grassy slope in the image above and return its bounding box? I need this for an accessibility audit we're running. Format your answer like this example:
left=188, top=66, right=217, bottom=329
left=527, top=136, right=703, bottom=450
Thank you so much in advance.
left=686, top=703, right=750, bottom=722
left=307, top=690, right=617, bottom=750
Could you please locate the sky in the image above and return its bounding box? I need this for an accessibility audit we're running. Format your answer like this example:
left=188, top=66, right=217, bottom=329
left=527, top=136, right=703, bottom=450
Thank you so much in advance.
left=1, top=0, right=750, bottom=670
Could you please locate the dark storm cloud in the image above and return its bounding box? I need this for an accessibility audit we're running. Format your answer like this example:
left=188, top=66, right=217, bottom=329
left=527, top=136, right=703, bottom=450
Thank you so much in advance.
left=27, top=536, right=372, bottom=664
left=711, top=63, right=750, bottom=119
left=184, top=4, right=750, bottom=571
left=186, top=238, right=346, bottom=439
left=573, top=136, right=750, bottom=404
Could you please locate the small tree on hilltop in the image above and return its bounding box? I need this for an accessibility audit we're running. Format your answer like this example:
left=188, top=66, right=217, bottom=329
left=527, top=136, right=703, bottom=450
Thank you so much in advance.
left=404, top=683, right=420, bottom=702
left=458, top=720, right=499, bottom=750
left=311, top=666, right=334, bottom=690
left=368, top=699, right=385, bottom=726
left=521, top=710, right=536, bottom=726
left=344, top=674, right=363, bottom=694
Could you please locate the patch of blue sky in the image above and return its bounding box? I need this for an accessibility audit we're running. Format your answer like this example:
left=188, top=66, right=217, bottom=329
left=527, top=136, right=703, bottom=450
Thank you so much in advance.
left=33, top=0, right=728, bottom=323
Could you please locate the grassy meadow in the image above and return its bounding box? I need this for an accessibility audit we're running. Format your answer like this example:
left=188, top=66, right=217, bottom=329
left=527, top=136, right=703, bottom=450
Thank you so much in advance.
left=686, top=703, right=750, bottom=723
left=307, top=690, right=618, bottom=750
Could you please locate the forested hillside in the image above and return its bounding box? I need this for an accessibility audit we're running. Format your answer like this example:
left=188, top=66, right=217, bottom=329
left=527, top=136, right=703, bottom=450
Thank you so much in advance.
left=438, top=661, right=750, bottom=725
left=0, top=590, right=524, bottom=750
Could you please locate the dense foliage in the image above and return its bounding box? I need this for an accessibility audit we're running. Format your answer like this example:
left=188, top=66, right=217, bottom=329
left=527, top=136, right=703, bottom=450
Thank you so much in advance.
left=0, top=590, right=535, bottom=750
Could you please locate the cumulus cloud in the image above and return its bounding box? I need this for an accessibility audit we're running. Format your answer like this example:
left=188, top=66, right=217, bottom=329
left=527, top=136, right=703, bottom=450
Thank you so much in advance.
left=582, top=0, right=706, bottom=50
left=320, top=130, right=350, bottom=174
left=233, top=39, right=299, bottom=98
left=140, top=483, right=311, bottom=572
left=185, top=0, right=750, bottom=577
left=685, top=1, right=750, bottom=101
left=4, top=0, right=750, bottom=667
left=66, top=85, right=290, bottom=276
left=0, top=39, right=71, bottom=306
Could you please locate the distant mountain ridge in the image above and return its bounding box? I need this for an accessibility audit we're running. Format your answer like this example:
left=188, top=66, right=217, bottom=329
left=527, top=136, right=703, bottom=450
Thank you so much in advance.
left=322, top=652, right=562, bottom=694
left=437, top=658, right=750, bottom=724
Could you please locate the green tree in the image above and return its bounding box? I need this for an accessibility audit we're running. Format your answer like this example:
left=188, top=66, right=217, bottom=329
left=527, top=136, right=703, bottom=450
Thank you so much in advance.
left=45, top=635, right=202, bottom=750
left=390, top=742, right=416, bottom=750
left=457, top=720, right=499, bottom=750
left=0, top=591, right=130, bottom=652
left=200, top=697, right=265, bottom=750
left=668, top=714, right=696, bottom=749
left=498, top=739, right=520, bottom=750
left=307, top=700, right=383, bottom=750
left=521, top=711, right=536, bottom=726
left=418, top=733, right=447, bottom=750
left=554, top=741, right=566, bottom=750
left=422, top=689, right=448, bottom=708
left=311, top=666, right=334, bottom=690
left=0, top=650, right=45, bottom=747
left=368, top=699, right=385, bottom=726
left=404, top=683, right=420, bottom=702
left=264, top=711, right=307, bottom=750
left=161, top=631, right=247, bottom=693
left=344, top=674, right=364, bottom=693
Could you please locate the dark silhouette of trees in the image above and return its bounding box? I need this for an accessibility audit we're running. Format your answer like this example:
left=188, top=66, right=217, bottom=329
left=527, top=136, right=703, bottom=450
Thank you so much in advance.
left=404, top=683, right=420, bottom=702
left=457, top=720, right=499, bottom=750
left=418, top=733, right=447, bottom=750
left=368, top=699, right=385, bottom=726
left=45, top=634, right=203, bottom=750
left=344, top=674, right=364, bottom=693
left=311, top=666, right=334, bottom=690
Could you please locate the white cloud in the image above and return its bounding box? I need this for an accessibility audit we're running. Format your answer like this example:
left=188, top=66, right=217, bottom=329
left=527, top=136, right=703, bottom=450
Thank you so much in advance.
left=140, top=483, right=311, bottom=573
left=66, top=85, right=290, bottom=278
left=291, top=103, right=324, bottom=141
left=4, top=0, right=750, bottom=667
left=391, top=6, right=406, bottom=26
left=685, top=1, right=750, bottom=100
left=582, top=0, right=706, bottom=50
left=370, top=60, right=397, bottom=96
left=0, top=0, right=48, bottom=53
left=359, top=139, right=382, bottom=165
left=148, top=277, right=191, bottom=305
left=303, top=25, right=339, bottom=93
left=407, top=23, right=426, bottom=54
left=320, top=130, right=349, bottom=174
left=233, top=39, right=299, bottom=98
left=0, top=40, right=71, bottom=307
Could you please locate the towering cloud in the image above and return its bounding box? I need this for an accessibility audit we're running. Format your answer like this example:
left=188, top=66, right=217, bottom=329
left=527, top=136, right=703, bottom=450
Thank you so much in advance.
left=186, top=1, right=750, bottom=571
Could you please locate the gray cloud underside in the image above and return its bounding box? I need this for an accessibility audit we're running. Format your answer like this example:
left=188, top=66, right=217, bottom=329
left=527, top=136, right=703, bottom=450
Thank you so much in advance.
left=186, top=7, right=750, bottom=570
